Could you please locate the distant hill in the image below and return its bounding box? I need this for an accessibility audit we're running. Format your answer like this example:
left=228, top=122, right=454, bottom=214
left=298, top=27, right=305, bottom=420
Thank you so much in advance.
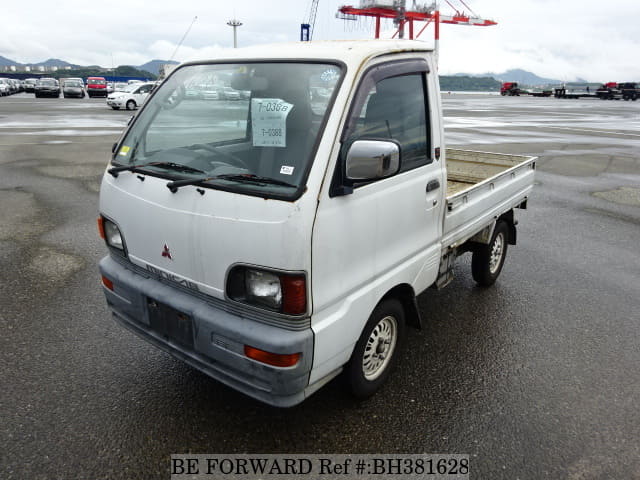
left=137, top=60, right=179, bottom=76
left=32, top=58, right=79, bottom=68
left=0, top=55, right=21, bottom=66
left=454, top=69, right=588, bottom=86
left=488, top=69, right=563, bottom=85
left=440, top=75, right=501, bottom=92
left=0, top=56, right=172, bottom=74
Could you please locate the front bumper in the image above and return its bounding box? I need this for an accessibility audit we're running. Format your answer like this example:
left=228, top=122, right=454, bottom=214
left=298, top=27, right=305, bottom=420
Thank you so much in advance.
left=106, top=98, right=125, bottom=107
left=88, top=89, right=107, bottom=97
left=35, top=90, right=59, bottom=97
left=99, top=255, right=314, bottom=407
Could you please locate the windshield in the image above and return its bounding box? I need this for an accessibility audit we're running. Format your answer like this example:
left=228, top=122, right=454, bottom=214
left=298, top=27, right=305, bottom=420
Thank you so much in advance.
left=90, top=79, right=106, bottom=85
left=64, top=81, right=82, bottom=87
left=114, top=61, right=343, bottom=200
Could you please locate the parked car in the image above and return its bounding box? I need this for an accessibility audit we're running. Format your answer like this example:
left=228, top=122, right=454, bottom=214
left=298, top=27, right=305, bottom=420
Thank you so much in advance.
left=8, top=79, right=19, bottom=94
left=106, top=82, right=155, bottom=110
left=87, top=76, right=108, bottom=97
left=34, top=78, right=60, bottom=98
left=222, top=86, right=240, bottom=100
left=0, top=78, right=11, bottom=96
left=63, top=80, right=86, bottom=98
left=24, top=78, right=39, bottom=93
left=114, top=82, right=128, bottom=92
left=107, top=82, right=115, bottom=94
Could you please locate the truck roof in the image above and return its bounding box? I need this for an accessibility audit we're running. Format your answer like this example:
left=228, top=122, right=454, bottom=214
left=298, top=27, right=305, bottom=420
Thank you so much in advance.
left=182, top=40, right=433, bottom=67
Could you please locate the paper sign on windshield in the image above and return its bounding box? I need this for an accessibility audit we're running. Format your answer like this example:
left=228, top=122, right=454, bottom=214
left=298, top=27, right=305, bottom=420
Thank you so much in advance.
left=251, top=98, right=293, bottom=147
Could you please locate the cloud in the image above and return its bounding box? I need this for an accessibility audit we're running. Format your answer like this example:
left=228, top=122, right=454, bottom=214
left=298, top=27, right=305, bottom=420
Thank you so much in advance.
left=1, top=0, right=639, bottom=81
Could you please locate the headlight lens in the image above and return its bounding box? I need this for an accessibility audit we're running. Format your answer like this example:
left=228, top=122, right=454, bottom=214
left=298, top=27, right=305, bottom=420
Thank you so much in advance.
left=246, top=270, right=282, bottom=310
left=98, top=216, right=126, bottom=255
left=104, top=220, right=123, bottom=249
left=227, top=267, right=307, bottom=316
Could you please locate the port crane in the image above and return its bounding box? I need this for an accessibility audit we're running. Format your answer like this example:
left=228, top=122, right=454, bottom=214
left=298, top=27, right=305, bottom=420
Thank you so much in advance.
left=337, top=1, right=496, bottom=62
left=301, top=0, right=321, bottom=41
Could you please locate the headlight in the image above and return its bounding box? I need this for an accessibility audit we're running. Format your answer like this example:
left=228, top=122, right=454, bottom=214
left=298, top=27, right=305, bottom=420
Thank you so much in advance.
left=98, top=216, right=127, bottom=255
left=246, top=270, right=282, bottom=310
left=227, top=266, right=307, bottom=316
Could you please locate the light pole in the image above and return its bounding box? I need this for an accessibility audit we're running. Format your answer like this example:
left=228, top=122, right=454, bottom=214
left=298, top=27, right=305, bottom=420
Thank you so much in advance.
left=227, top=19, right=242, bottom=48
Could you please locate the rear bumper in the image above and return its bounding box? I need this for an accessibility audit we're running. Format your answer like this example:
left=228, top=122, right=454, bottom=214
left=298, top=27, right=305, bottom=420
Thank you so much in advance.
left=99, top=255, right=314, bottom=407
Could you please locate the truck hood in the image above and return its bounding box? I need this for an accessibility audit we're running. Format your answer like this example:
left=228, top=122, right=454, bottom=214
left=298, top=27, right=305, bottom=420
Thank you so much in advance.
left=99, top=172, right=313, bottom=300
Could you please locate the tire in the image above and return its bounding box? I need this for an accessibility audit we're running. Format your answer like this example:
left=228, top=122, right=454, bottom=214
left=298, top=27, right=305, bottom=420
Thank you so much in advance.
left=472, top=221, right=509, bottom=287
left=126, top=100, right=136, bottom=110
left=111, top=106, right=120, bottom=110
left=346, top=299, right=406, bottom=399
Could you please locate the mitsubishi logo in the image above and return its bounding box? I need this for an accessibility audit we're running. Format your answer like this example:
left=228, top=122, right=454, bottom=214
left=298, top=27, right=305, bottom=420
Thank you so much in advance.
left=161, top=244, right=172, bottom=260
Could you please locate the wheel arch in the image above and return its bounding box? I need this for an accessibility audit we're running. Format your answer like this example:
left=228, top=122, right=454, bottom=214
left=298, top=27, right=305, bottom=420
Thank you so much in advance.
left=381, top=284, right=421, bottom=330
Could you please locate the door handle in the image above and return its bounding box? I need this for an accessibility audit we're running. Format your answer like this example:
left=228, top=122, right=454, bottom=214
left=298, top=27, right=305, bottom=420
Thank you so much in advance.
left=426, top=179, right=440, bottom=192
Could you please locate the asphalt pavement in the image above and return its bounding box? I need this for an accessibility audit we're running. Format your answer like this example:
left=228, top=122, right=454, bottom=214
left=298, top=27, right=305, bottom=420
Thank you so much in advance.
left=1, top=93, right=639, bottom=479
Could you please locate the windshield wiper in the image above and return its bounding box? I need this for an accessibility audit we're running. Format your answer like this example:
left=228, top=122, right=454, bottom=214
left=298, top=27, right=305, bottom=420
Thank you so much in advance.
left=109, top=161, right=205, bottom=178
left=216, top=174, right=297, bottom=188
left=166, top=174, right=297, bottom=193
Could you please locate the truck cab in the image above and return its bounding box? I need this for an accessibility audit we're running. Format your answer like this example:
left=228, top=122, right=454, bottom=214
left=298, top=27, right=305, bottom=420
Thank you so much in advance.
left=500, top=82, right=521, bottom=96
left=98, top=41, right=534, bottom=406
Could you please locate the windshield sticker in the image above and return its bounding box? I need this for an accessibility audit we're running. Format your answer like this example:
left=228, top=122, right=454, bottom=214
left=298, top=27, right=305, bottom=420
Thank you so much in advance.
left=118, top=145, right=130, bottom=156
left=251, top=98, right=293, bottom=148
left=320, top=68, right=340, bottom=83
left=280, top=165, right=294, bottom=175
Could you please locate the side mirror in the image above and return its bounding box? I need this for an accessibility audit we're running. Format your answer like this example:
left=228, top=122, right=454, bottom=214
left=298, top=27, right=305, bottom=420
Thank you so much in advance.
left=161, top=84, right=185, bottom=109
left=345, top=139, right=400, bottom=181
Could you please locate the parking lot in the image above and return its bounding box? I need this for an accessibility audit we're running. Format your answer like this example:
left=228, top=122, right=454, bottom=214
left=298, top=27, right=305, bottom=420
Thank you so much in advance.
left=1, top=92, right=639, bottom=479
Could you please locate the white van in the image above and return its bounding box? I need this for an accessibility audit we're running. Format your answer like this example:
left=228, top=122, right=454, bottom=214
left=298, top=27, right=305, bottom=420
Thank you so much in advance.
left=98, top=41, right=535, bottom=406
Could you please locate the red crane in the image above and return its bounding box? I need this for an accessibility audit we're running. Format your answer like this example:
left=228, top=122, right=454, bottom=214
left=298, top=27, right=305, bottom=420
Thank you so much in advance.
left=337, top=1, right=496, bottom=61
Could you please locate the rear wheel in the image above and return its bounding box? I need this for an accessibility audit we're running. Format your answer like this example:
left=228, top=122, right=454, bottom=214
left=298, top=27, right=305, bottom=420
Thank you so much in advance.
left=346, top=299, right=405, bottom=399
left=126, top=100, right=136, bottom=110
left=472, top=221, right=509, bottom=287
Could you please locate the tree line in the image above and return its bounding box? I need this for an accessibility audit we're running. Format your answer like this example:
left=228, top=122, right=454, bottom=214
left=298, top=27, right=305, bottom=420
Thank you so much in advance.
left=439, top=75, right=501, bottom=92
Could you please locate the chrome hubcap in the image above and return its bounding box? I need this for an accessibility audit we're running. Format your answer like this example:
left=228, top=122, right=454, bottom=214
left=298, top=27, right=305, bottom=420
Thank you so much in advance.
left=362, top=315, right=397, bottom=381
left=489, top=232, right=505, bottom=274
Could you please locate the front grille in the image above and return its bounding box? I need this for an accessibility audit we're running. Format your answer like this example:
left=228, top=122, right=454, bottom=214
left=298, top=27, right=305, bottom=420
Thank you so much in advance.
left=109, top=253, right=311, bottom=331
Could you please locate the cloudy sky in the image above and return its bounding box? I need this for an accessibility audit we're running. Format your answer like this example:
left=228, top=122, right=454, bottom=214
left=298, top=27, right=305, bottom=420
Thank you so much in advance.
left=3, top=0, right=639, bottom=81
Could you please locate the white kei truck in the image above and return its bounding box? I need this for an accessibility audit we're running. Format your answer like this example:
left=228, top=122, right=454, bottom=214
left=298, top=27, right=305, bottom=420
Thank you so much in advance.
left=98, top=40, right=536, bottom=407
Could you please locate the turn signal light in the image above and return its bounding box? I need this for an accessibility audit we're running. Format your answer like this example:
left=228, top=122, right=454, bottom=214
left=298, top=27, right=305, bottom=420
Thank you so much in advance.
left=244, top=345, right=301, bottom=368
left=101, top=275, right=114, bottom=291
left=97, top=217, right=106, bottom=239
left=281, top=275, right=307, bottom=315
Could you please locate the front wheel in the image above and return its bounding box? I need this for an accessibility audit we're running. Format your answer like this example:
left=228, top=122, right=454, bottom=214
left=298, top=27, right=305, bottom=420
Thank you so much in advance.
left=472, top=221, right=509, bottom=287
left=346, top=299, right=406, bottom=399
left=126, top=100, right=136, bottom=110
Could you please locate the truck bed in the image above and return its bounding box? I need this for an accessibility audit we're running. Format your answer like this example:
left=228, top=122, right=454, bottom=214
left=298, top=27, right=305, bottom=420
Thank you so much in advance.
left=442, top=148, right=536, bottom=248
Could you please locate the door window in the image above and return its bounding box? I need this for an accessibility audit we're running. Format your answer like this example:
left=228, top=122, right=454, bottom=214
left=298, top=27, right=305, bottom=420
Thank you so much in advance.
left=345, top=72, right=431, bottom=174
